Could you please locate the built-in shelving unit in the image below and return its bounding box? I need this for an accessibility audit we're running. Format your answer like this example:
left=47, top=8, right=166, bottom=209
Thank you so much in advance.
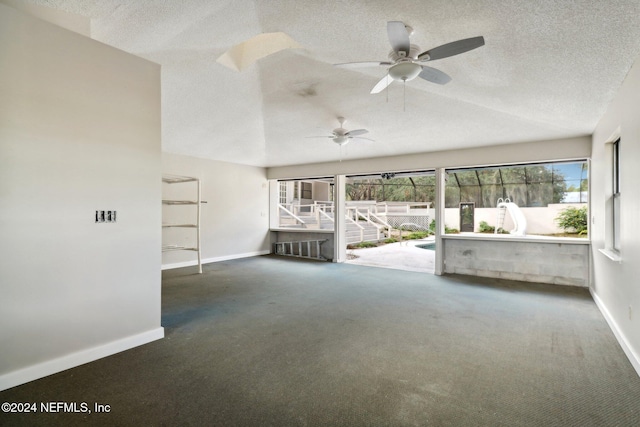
left=162, top=174, right=202, bottom=273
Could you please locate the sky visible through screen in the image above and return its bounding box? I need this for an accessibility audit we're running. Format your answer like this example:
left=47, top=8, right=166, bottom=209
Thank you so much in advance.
left=554, top=162, right=587, bottom=182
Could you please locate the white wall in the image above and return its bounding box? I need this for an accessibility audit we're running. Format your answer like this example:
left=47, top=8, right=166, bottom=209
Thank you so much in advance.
left=312, top=181, right=330, bottom=201
left=0, top=0, right=90, bottom=36
left=0, top=5, right=163, bottom=390
left=162, top=153, right=270, bottom=269
left=591, top=55, right=640, bottom=373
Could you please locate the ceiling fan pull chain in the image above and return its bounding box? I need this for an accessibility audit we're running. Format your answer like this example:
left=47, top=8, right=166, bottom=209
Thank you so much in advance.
left=386, top=74, right=389, bottom=103
left=403, top=80, right=406, bottom=112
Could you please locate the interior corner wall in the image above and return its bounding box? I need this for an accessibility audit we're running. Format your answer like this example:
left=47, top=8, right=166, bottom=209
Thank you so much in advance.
left=162, top=153, right=270, bottom=269
left=0, top=5, right=163, bottom=391
left=590, top=56, right=640, bottom=374
left=0, top=0, right=90, bottom=36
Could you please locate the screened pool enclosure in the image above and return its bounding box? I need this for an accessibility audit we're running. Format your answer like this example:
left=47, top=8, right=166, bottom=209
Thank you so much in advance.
left=276, top=160, right=589, bottom=240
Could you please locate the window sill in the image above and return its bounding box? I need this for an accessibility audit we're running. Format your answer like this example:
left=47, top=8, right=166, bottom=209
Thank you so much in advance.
left=599, top=248, right=622, bottom=263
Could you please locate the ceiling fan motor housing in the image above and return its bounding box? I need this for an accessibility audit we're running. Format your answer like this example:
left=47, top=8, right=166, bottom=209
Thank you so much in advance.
left=388, top=44, right=421, bottom=61
left=388, top=44, right=423, bottom=81
left=331, top=128, right=348, bottom=145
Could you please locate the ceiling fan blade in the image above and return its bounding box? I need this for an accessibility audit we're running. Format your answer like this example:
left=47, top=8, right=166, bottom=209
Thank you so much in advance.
left=387, top=21, right=411, bottom=55
left=345, top=129, right=368, bottom=137
left=371, top=74, right=393, bottom=94
left=335, top=61, right=392, bottom=69
left=418, top=66, right=452, bottom=85
left=418, top=36, right=485, bottom=61
left=351, top=136, right=375, bottom=142
left=305, top=135, right=333, bottom=139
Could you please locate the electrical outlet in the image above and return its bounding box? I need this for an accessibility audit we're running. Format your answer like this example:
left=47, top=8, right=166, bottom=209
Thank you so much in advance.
left=95, top=210, right=117, bottom=223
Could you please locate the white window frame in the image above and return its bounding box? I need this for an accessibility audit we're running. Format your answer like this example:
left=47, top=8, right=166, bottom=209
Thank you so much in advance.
left=612, top=138, right=621, bottom=252
left=599, top=134, right=622, bottom=262
left=300, top=182, right=313, bottom=200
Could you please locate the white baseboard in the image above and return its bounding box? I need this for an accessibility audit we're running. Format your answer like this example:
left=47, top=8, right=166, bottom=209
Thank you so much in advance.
left=591, top=289, right=640, bottom=377
left=0, top=327, right=164, bottom=392
left=162, top=250, right=270, bottom=270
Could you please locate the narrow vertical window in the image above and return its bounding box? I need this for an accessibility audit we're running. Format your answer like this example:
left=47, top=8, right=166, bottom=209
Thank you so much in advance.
left=278, top=181, right=287, bottom=204
left=301, top=182, right=312, bottom=199
left=612, top=139, right=621, bottom=251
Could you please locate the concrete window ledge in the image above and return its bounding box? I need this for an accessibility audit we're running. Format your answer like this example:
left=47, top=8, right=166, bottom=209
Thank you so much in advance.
left=270, top=228, right=334, bottom=233
left=441, top=233, right=590, bottom=245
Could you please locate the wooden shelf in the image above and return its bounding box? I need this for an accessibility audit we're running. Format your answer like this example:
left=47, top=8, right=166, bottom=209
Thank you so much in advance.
left=162, top=200, right=198, bottom=205
left=162, top=245, right=199, bottom=252
left=162, top=175, right=198, bottom=184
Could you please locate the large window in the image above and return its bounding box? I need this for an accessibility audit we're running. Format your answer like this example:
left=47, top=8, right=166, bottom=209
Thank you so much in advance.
left=444, top=161, right=589, bottom=237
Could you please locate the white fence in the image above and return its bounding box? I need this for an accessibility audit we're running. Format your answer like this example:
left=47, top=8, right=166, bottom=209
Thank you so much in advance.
left=277, top=201, right=432, bottom=241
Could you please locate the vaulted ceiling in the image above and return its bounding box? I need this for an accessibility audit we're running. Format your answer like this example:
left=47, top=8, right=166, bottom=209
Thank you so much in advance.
left=21, top=0, right=640, bottom=167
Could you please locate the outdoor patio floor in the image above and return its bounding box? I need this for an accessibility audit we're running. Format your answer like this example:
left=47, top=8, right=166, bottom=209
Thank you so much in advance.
left=346, top=237, right=436, bottom=274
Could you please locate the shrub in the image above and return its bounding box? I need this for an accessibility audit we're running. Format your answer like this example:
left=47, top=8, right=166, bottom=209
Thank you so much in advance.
left=478, top=221, right=495, bottom=233
left=444, top=226, right=459, bottom=234
left=555, top=206, right=588, bottom=235
left=426, top=219, right=459, bottom=234
left=406, top=231, right=429, bottom=240
left=353, top=241, right=378, bottom=248
left=384, top=238, right=398, bottom=244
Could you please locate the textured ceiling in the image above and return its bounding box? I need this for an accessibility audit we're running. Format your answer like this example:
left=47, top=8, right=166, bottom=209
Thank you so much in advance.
left=20, top=0, right=640, bottom=167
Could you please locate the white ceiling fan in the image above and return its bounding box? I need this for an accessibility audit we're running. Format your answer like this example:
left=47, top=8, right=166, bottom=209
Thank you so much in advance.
left=308, top=117, right=373, bottom=146
left=335, top=21, right=485, bottom=94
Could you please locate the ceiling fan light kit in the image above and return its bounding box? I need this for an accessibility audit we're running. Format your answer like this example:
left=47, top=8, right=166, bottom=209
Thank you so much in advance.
left=333, top=135, right=349, bottom=146
left=388, top=61, right=423, bottom=81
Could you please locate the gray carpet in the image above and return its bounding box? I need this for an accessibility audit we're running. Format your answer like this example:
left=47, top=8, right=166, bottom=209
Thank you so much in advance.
left=2, top=255, right=640, bottom=426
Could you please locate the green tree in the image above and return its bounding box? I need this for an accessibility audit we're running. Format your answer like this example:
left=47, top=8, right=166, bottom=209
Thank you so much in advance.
left=347, top=176, right=435, bottom=203
left=447, top=165, right=567, bottom=208
left=346, top=179, right=381, bottom=200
